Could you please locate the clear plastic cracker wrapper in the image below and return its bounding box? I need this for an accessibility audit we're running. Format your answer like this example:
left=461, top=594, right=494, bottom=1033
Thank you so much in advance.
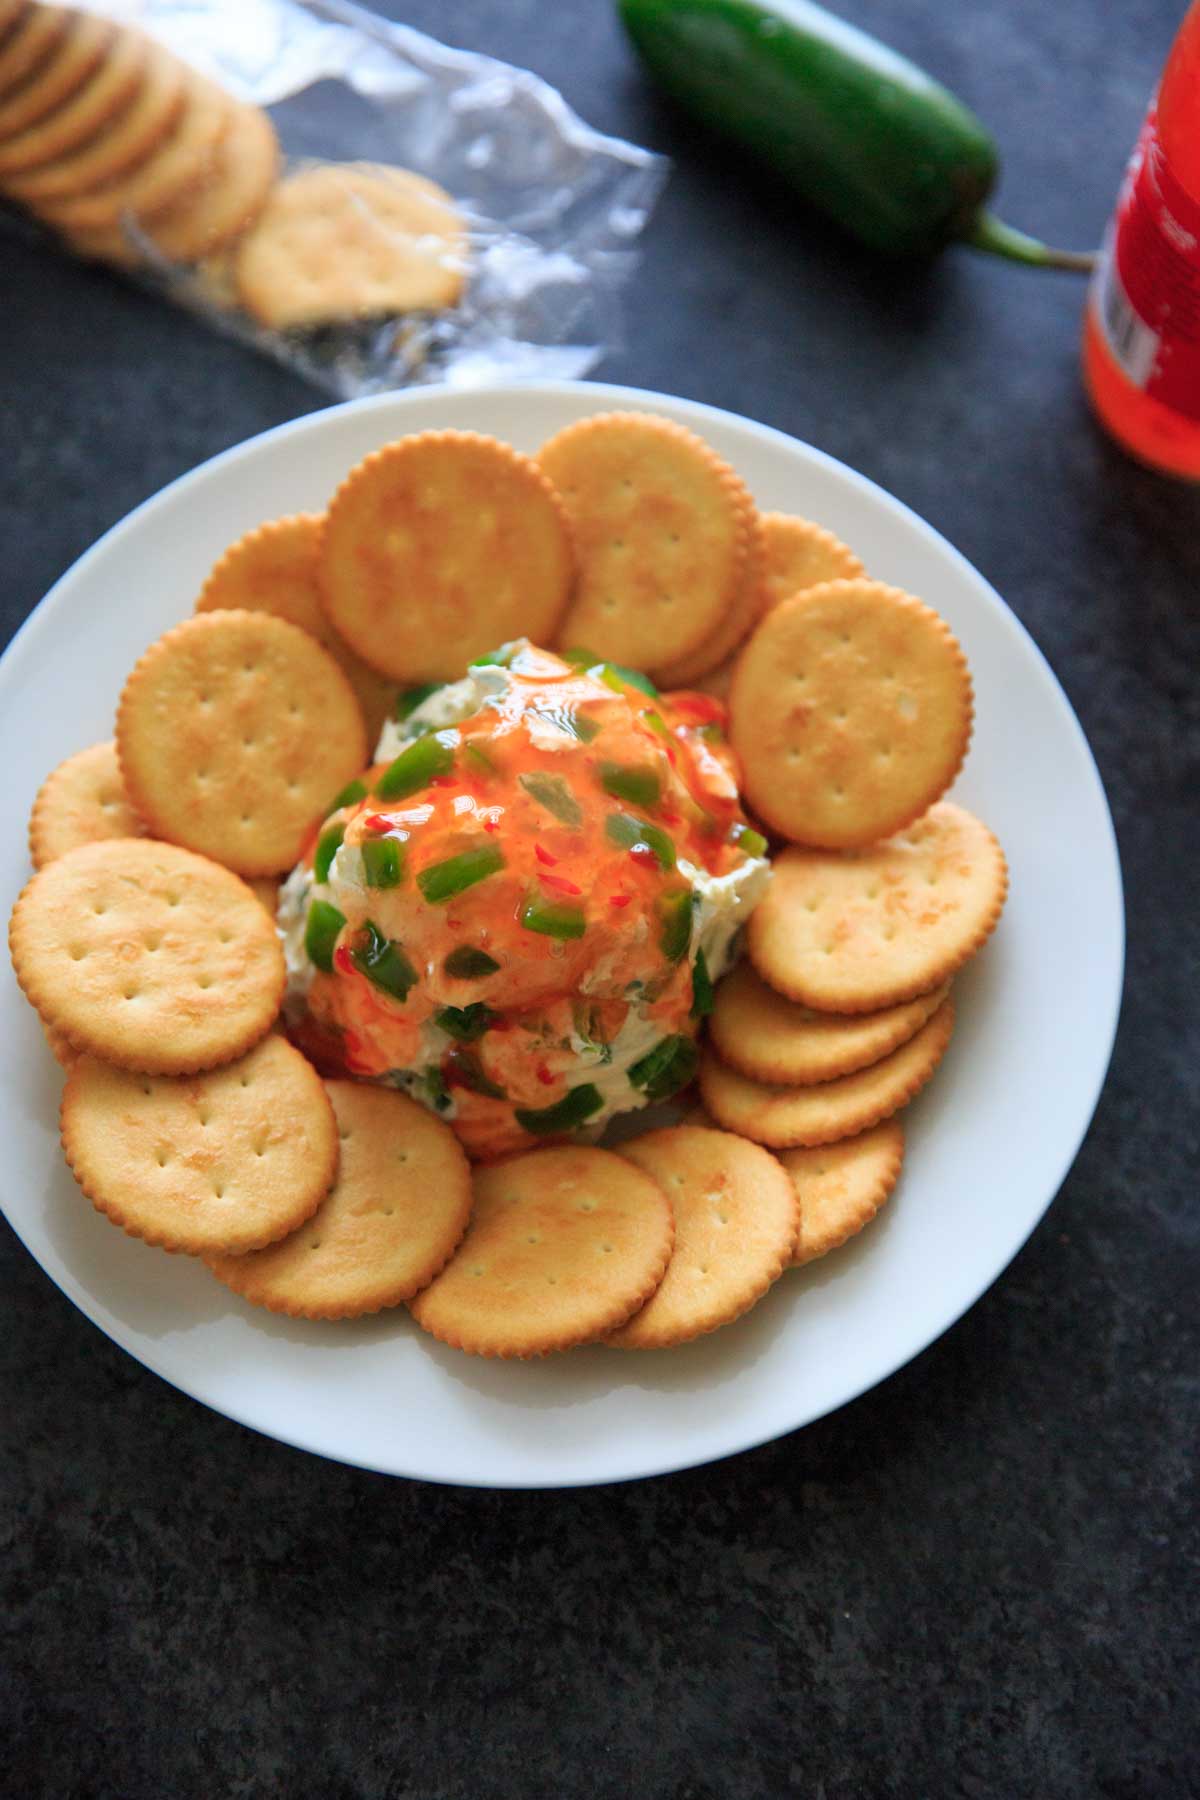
left=0, top=0, right=667, bottom=393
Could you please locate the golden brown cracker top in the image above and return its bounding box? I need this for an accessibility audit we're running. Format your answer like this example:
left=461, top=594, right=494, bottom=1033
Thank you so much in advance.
left=28, top=739, right=146, bottom=868
left=609, top=1126, right=798, bottom=1348
left=60, top=1036, right=337, bottom=1256
left=539, top=411, right=757, bottom=675
left=729, top=579, right=973, bottom=849
left=698, top=997, right=955, bottom=1149
left=760, top=513, right=865, bottom=612
left=116, top=608, right=369, bottom=876
left=9, top=836, right=285, bottom=1074
left=710, top=960, right=950, bottom=1086
left=747, top=802, right=1006, bottom=1012
left=409, top=1144, right=674, bottom=1358
left=781, top=1121, right=904, bottom=1267
left=196, top=513, right=395, bottom=742
left=319, top=430, right=574, bottom=684
left=233, top=161, right=467, bottom=330
left=207, top=1082, right=473, bottom=1318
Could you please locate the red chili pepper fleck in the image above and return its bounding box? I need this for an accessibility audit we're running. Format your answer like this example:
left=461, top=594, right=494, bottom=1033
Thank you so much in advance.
left=659, top=809, right=681, bottom=826
left=427, top=775, right=457, bottom=789
left=540, top=871, right=583, bottom=896
left=629, top=843, right=657, bottom=867
left=363, top=813, right=393, bottom=834
left=536, top=1063, right=557, bottom=1086
left=609, top=893, right=632, bottom=909
left=483, top=816, right=500, bottom=833
left=447, top=917, right=462, bottom=930
left=334, top=945, right=355, bottom=976
left=534, top=842, right=558, bottom=867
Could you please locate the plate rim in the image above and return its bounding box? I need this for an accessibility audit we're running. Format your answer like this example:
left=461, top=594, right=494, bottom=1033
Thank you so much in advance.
left=0, top=378, right=1126, bottom=1488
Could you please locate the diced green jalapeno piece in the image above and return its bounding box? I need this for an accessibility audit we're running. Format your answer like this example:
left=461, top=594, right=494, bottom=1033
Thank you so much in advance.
left=435, top=1003, right=497, bottom=1043
left=446, top=1048, right=506, bottom=1099
left=394, top=682, right=443, bottom=722
left=564, top=646, right=658, bottom=697
left=599, top=761, right=662, bottom=809
left=313, top=822, right=345, bottom=885
left=375, top=732, right=455, bottom=800
left=327, top=778, right=367, bottom=815
left=304, top=899, right=345, bottom=973
left=362, top=837, right=404, bottom=888
left=417, top=843, right=505, bottom=904
left=443, top=946, right=500, bottom=980
left=520, top=897, right=587, bottom=940
left=698, top=722, right=725, bottom=744
left=690, top=946, right=714, bottom=1019
left=464, top=743, right=496, bottom=776
left=642, top=708, right=672, bottom=741
left=350, top=920, right=418, bottom=1002
left=605, top=811, right=676, bottom=871
left=519, top=770, right=583, bottom=828
left=628, top=1034, right=699, bottom=1102
left=421, top=1067, right=451, bottom=1112
left=515, top=1083, right=604, bottom=1136
left=470, top=640, right=523, bottom=668
left=659, top=888, right=695, bottom=962
left=730, top=821, right=769, bottom=858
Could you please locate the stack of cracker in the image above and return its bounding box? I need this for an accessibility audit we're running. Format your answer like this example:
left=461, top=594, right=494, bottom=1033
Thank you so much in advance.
left=694, top=577, right=1007, bottom=1265
left=0, top=3, right=466, bottom=325
left=8, top=412, right=1008, bottom=1358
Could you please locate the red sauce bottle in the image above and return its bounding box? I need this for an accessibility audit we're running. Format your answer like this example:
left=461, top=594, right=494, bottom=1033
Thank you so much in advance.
left=1083, top=2, right=1200, bottom=479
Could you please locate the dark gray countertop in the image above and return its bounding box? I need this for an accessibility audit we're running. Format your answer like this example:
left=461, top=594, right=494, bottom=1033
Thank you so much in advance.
left=2, top=1, right=1197, bottom=1795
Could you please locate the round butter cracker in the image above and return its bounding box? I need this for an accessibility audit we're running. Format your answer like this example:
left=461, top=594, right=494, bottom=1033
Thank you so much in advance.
left=409, top=1145, right=674, bottom=1359
left=710, top=960, right=950, bottom=1085
left=609, top=1127, right=798, bottom=1348
left=234, top=161, right=467, bottom=330
left=539, top=411, right=755, bottom=677
left=781, top=1120, right=904, bottom=1267
left=207, top=1082, right=472, bottom=1318
left=320, top=430, right=573, bottom=684
left=61, top=1035, right=337, bottom=1256
left=0, top=5, right=71, bottom=103
left=136, top=99, right=278, bottom=264
left=0, top=8, right=113, bottom=139
left=2, top=36, right=185, bottom=201
left=28, top=739, right=146, bottom=868
left=748, top=803, right=1007, bottom=1012
left=9, top=837, right=285, bottom=1074
left=729, top=579, right=973, bottom=849
left=698, top=997, right=955, bottom=1148
left=197, top=513, right=395, bottom=742
left=761, top=512, right=864, bottom=612
left=39, top=67, right=228, bottom=235
left=116, top=609, right=368, bottom=876
left=0, top=20, right=143, bottom=175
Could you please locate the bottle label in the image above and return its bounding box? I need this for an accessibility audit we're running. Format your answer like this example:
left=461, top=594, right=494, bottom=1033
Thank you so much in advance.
left=1093, top=110, right=1200, bottom=421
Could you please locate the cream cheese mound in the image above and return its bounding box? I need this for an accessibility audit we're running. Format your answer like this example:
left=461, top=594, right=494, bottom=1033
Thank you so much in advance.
left=278, top=847, right=769, bottom=1138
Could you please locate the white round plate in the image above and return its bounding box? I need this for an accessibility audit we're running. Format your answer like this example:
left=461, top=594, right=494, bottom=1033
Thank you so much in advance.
left=0, top=382, right=1123, bottom=1487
